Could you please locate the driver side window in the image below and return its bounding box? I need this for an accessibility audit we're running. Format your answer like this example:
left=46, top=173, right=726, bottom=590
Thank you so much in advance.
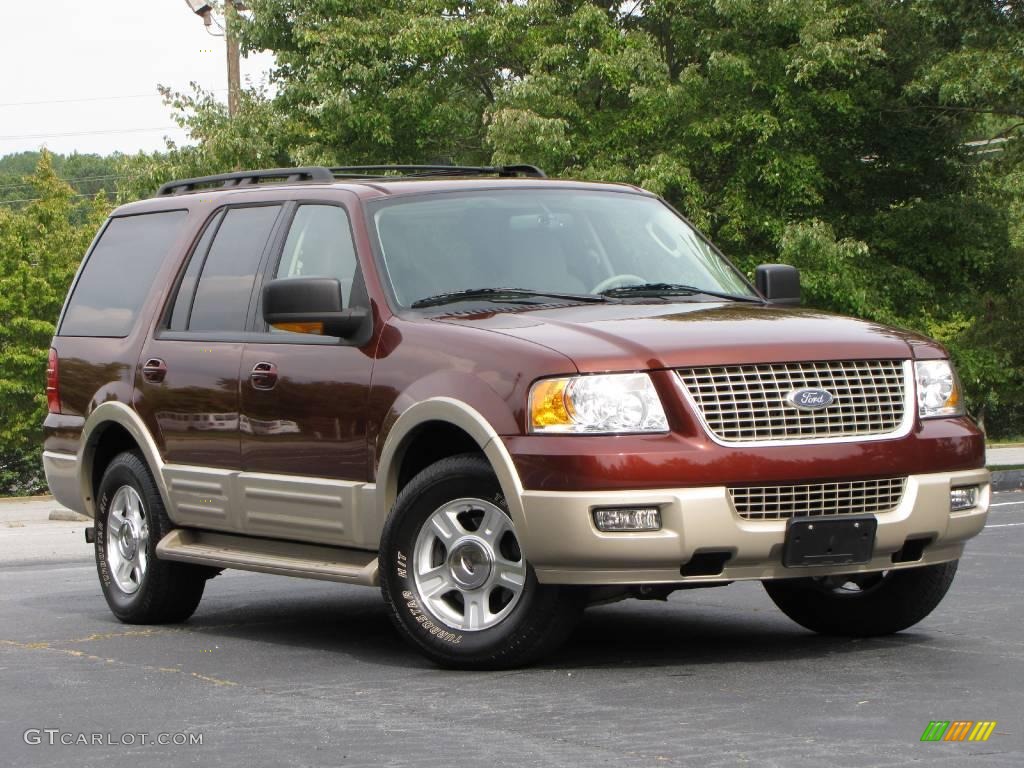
left=276, top=204, right=360, bottom=307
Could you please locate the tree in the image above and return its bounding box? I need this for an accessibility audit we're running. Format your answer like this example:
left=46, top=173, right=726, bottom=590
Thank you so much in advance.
left=0, top=152, right=109, bottom=493
left=0, top=151, right=122, bottom=203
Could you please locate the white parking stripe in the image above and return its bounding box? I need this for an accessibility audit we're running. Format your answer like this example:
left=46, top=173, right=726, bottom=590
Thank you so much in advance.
left=990, top=501, right=1024, bottom=507
left=984, top=522, right=1024, bottom=529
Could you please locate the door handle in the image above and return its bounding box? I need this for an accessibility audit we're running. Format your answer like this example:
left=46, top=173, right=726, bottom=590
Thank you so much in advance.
left=249, top=361, right=278, bottom=390
left=142, top=358, right=167, bottom=384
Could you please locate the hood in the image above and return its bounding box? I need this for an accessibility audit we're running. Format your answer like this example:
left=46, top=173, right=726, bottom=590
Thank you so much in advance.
left=436, top=302, right=947, bottom=372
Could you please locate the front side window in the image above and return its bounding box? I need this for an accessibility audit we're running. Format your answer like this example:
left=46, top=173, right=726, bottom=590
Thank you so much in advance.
left=275, top=205, right=359, bottom=308
left=370, top=190, right=755, bottom=307
left=60, top=210, right=187, bottom=337
left=187, top=205, right=281, bottom=332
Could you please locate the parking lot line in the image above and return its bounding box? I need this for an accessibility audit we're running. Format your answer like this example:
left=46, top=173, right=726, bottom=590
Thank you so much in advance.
left=0, top=638, right=239, bottom=687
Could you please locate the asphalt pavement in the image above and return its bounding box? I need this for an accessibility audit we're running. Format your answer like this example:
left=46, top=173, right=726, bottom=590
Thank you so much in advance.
left=1, top=492, right=1022, bottom=767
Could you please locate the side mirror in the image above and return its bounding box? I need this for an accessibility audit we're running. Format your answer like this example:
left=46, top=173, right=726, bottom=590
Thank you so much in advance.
left=263, top=277, right=368, bottom=337
left=754, top=264, right=801, bottom=306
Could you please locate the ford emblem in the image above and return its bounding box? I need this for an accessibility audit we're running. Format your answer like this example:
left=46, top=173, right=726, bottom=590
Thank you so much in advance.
left=786, top=387, right=834, bottom=411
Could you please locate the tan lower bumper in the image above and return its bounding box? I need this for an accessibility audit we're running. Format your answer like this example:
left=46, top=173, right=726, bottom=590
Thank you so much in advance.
left=42, top=450, right=86, bottom=516
left=518, top=469, right=990, bottom=585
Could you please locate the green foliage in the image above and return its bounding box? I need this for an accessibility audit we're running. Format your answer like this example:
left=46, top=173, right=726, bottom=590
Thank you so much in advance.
left=0, top=152, right=110, bottom=494
left=0, top=151, right=123, bottom=208
left=115, top=84, right=293, bottom=202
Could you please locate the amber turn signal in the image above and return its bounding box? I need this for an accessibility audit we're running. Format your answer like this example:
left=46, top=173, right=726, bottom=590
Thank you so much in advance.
left=271, top=321, right=324, bottom=335
left=530, top=378, right=571, bottom=428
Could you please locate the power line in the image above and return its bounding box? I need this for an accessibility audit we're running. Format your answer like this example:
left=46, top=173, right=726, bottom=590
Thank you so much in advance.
left=0, top=89, right=228, bottom=108
left=0, top=174, right=139, bottom=192
left=0, top=127, right=182, bottom=141
left=0, top=192, right=104, bottom=205
left=0, top=93, right=164, bottom=108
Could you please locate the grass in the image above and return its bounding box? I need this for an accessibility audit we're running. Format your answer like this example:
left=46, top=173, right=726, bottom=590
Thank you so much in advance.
left=989, top=464, right=1024, bottom=471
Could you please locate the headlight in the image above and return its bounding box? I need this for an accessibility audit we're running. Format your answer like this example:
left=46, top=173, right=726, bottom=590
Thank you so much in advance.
left=915, top=360, right=964, bottom=418
left=529, top=373, right=669, bottom=434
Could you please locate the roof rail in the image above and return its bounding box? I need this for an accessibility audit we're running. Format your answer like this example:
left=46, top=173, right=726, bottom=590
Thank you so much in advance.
left=154, top=163, right=547, bottom=197
left=328, top=164, right=547, bottom=179
left=156, top=167, right=335, bottom=197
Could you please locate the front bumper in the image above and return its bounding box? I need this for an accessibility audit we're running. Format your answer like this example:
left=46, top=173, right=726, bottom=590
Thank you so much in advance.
left=518, top=469, right=990, bottom=585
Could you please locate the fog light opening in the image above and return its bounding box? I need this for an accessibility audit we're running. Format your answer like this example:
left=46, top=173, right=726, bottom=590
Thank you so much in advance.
left=891, top=536, right=933, bottom=564
left=680, top=550, right=733, bottom=577
left=950, top=486, right=979, bottom=512
left=592, top=507, right=662, bottom=532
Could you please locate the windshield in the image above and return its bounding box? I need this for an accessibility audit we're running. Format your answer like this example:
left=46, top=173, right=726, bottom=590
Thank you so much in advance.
left=371, top=190, right=756, bottom=307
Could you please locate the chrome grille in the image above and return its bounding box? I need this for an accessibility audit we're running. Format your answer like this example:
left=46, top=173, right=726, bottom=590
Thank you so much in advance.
left=677, top=360, right=908, bottom=443
left=730, top=478, right=907, bottom=521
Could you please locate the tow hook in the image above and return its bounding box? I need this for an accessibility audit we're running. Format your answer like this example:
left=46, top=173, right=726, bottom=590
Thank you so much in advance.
left=84, top=526, right=96, bottom=544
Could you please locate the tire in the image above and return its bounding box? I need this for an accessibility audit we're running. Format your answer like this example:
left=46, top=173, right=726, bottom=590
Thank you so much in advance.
left=763, top=560, right=959, bottom=637
left=380, top=454, right=584, bottom=669
left=94, top=451, right=209, bottom=624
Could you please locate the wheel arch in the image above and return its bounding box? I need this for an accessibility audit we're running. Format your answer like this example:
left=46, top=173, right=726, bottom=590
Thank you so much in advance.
left=373, top=398, right=529, bottom=553
left=80, top=401, right=169, bottom=519
left=394, top=421, right=483, bottom=493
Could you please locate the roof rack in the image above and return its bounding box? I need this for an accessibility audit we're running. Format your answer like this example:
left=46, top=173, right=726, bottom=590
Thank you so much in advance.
left=328, top=164, right=547, bottom=179
left=157, top=167, right=334, bottom=197
left=155, top=163, right=547, bottom=197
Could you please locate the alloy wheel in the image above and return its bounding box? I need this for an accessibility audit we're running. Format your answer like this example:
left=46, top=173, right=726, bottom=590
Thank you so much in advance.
left=412, top=498, right=526, bottom=631
left=105, top=485, right=150, bottom=594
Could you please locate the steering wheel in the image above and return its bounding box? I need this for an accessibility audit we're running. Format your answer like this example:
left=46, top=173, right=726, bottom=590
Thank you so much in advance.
left=590, top=273, right=646, bottom=295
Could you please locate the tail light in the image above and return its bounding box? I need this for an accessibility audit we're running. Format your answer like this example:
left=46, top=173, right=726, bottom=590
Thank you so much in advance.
left=46, top=348, right=60, bottom=414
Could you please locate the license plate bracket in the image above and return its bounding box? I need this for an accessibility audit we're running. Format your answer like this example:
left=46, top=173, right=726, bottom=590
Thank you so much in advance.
left=782, top=515, right=877, bottom=568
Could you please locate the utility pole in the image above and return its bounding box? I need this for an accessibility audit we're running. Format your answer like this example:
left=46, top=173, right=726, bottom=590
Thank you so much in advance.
left=225, top=1, right=242, bottom=118
left=184, top=1, right=244, bottom=118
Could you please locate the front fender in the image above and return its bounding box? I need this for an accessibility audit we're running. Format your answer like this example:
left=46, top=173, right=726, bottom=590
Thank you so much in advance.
left=371, top=397, right=529, bottom=555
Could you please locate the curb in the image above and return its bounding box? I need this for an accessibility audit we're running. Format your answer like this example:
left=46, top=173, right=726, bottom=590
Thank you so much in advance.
left=48, top=510, right=91, bottom=522
left=992, top=469, right=1024, bottom=493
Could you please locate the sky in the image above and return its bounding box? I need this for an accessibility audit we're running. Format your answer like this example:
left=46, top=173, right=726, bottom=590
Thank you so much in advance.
left=0, top=0, right=277, bottom=158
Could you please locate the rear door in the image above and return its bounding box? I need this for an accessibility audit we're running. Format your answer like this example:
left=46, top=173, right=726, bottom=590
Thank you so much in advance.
left=237, top=198, right=375, bottom=546
left=134, top=203, right=284, bottom=532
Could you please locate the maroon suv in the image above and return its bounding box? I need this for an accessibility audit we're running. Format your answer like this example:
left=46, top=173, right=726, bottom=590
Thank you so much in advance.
left=42, top=165, right=990, bottom=668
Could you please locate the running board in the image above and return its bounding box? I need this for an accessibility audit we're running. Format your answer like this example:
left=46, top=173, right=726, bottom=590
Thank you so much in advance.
left=156, top=529, right=379, bottom=586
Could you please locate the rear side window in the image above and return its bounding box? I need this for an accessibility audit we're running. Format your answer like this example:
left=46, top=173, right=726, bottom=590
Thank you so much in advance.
left=60, top=210, right=187, bottom=337
left=186, top=205, right=281, bottom=332
left=168, top=210, right=222, bottom=331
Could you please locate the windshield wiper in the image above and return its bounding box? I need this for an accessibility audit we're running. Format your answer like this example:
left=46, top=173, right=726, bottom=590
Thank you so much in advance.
left=410, top=287, right=608, bottom=309
left=599, top=282, right=764, bottom=303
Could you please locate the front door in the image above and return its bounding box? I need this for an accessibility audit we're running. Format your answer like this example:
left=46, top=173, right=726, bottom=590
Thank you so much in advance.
left=135, top=203, right=284, bottom=532
left=238, top=201, right=375, bottom=546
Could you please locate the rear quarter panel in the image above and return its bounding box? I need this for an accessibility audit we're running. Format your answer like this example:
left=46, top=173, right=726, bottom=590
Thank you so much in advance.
left=43, top=200, right=211, bottom=455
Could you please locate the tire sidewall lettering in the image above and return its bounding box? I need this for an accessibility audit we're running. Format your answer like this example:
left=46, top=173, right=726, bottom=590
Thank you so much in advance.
left=395, top=549, right=407, bottom=579
left=96, top=489, right=112, bottom=587
left=398, top=582, right=463, bottom=645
